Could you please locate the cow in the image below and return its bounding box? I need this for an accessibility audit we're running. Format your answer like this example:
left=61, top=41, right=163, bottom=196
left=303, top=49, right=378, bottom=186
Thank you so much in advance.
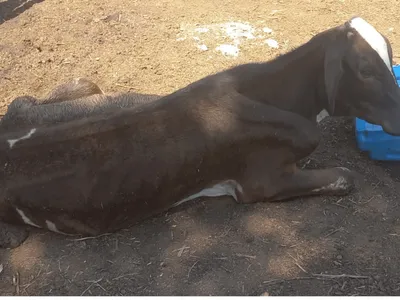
left=1, top=17, right=400, bottom=249
left=0, top=78, right=160, bottom=131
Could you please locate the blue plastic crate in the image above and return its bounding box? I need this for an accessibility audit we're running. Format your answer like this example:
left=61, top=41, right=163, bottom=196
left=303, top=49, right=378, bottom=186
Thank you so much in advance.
left=355, top=65, right=400, bottom=161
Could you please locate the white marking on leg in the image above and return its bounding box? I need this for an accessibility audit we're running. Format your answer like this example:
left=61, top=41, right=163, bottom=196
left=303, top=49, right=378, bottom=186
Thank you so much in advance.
left=316, top=109, right=330, bottom=123
left=15, top=208, right=41, bottom=228
left=349, top=17, right=394, bottom=76
left=7, top=128, right=37, bottom=149
left=172, top=180, right=243, bottom=208
left=46, top=220, right=68, bottom=235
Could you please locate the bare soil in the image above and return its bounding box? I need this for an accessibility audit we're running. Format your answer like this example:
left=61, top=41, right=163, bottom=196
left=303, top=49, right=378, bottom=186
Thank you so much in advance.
left=2, top=0, right=400, bottom=296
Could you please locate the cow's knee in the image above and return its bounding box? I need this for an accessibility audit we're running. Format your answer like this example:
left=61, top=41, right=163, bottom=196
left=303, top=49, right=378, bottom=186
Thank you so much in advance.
left=0, top=222, right=29, bottom=249
left=289, top=120, right=321, bottom=160
left=5, top=96, right=37, bottom=113
left=0, top=96, right=37, bottom=128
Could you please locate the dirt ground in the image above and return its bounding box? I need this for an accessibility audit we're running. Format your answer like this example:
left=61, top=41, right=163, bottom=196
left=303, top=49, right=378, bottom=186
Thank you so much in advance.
left=2, top=0, right=400, bottom=296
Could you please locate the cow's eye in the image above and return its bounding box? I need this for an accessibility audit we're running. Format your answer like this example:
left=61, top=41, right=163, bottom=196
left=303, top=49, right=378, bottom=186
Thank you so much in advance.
left=360, top=68, right=374, bottom=78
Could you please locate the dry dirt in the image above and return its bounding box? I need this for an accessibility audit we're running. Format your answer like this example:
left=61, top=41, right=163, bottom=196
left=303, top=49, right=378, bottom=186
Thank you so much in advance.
left=2, top=0, right=400, bottom=296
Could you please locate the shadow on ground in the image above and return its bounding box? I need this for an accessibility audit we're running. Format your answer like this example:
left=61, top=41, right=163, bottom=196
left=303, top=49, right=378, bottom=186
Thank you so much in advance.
left=1, top=117, right=400, bottom=296
left=0, top=0, right=44, bottom=25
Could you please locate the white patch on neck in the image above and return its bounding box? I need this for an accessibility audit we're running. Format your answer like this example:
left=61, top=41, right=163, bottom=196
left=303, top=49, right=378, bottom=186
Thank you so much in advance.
left=349, top=17, right=393, bottom=74
left=316, top=109, right=330, bottom=123
left=7, top=128, right=37, bottom=149
left=15, top=208, right=41, bottom=228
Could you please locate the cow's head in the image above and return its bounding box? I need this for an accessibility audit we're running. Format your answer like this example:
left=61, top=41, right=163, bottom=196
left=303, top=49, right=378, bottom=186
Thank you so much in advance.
left=324, top=17, right=400, bottom=135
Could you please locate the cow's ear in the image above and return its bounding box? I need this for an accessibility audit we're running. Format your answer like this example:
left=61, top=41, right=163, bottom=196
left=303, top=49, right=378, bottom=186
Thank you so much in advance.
left=324, top=31, right=353, bottom=114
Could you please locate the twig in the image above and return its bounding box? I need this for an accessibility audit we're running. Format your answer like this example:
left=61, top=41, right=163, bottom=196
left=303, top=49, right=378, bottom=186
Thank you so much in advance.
left=264, top=273, right=369, bottom=285
left=112, top=273, right=138, bottom=281
left=289, top=241, right=304, bottom=248
left=115, top=83, right=137, bottom=90
left=81, top=278, right=103, bottom=296
left=235, top=253, right=256, bottom=259
left=13, top=272, right=20, bottom=295
left=333, top=203, right=348, bottom=209
left=324, top=228, right=342, bottom=238
left=187, top=261, right=198, bottom=279
left=28, top=69, right=41, bottom=78
left=311, top=273, right=369, bottom=279
left=173, top=245, right=190, bottom=257
left=214, top=257, right=228, bottom=260
left=264, top=277, right=317, bottom=285
left=288, top=254, right=308, bottom=273
left=95, top=281, right=107, bottom=293
left=70, top=233, right=112, bottom=241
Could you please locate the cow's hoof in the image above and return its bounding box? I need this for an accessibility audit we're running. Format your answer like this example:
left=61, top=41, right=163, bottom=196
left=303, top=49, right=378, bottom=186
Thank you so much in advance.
left=0, top=223, right=29, bottom=249
left=328, top=167, right=355, bottom=195
left=312, top=167, right=355, bottom=196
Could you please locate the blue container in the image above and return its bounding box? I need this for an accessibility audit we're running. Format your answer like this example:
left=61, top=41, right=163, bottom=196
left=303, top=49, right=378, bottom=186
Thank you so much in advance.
left=355, top=65, right=400, bottom=161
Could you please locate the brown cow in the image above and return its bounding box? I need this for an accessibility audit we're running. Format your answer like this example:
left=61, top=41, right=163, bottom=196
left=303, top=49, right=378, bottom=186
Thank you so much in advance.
left=1, top=17, right=400, bottom=249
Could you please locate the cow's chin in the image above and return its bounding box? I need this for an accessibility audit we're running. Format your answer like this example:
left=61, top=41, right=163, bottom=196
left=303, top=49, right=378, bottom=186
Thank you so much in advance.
left=381, top=120, right=400, bottom=136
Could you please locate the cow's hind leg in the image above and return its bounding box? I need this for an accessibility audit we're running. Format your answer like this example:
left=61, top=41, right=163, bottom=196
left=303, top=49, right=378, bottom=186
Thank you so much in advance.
left=0, top=221, right=29, bottom=249
left=41, top=78, right=104, bottom=104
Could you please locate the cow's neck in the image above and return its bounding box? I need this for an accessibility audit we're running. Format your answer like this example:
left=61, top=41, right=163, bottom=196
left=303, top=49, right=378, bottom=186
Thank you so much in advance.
left=233, top=28, right=338, bottom=123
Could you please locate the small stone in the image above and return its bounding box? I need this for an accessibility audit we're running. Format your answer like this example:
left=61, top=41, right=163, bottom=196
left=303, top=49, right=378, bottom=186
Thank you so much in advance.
left=263, top=27, right=273, bottom=34
left=260, top=291, right=269, bottom=296
left=160, top=261, right=166, bottom=268
left=373, top=275, right=381, bottom=281
left=336, top=255, right=343, bottom=260
left=197, top=44, right=208, bottom=51
left=265, top=38, right=279, bottom=49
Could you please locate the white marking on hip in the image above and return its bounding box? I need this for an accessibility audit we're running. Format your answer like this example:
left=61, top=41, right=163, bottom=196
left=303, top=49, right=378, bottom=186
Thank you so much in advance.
left=15, top=208, right=41, bottom=228
left=7, top=128, right=37, bottom=149
left=172, top=179, right=243, bottom=208
left=349, top=17, right=394, bottom=76
left=46, top=220, right=68, bottom=235
left=316, top=109, right=330, bottom=123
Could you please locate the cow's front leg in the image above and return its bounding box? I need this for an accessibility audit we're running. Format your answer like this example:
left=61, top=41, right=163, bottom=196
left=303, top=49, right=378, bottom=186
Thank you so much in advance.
left=266, top=166, right=355, bottom=202
left=239, top=154, right=355, bottom=203
left=0, top=221, right=29, bottom=249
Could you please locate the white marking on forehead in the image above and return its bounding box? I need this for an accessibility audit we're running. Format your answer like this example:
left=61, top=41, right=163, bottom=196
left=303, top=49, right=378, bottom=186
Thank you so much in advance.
left=316, top=109, right=330, bottom=123
left=7, top=128, right=37, bottom=149
left=349, top=17, right=393, bottom=74
left=16, top=208, right=41, bottom=228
